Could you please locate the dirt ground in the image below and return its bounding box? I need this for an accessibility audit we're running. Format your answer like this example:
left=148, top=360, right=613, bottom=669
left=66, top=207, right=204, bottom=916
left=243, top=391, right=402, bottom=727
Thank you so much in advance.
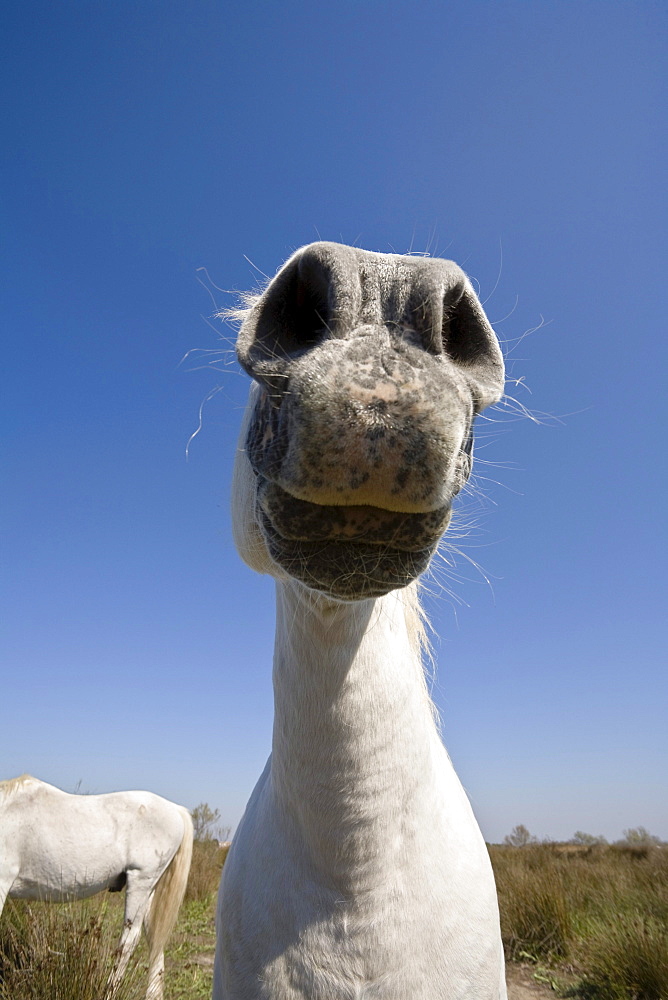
left=506, top=963, right=557, bottom=999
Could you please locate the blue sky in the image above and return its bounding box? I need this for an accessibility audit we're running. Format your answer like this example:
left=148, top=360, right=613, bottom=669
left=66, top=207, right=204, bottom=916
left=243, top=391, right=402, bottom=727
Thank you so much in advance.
left=2, top=1, right=666, bottom=843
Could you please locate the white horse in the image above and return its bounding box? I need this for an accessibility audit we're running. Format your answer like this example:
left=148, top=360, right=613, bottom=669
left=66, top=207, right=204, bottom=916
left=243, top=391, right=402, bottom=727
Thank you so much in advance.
left=214, top=242, right=509, bottom=999
left=0, top=774, right=193, bottom=1000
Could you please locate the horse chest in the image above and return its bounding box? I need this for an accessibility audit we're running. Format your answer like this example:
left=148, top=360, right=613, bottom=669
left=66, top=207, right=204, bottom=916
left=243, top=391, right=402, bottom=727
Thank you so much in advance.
left=219, top=807, right=503, bottom=1000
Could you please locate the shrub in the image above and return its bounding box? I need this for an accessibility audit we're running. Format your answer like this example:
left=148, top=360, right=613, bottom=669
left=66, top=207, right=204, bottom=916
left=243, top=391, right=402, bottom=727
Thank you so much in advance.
left=618, top=827, right=663, bottom=848
left=572, top=831, right=608, bottom=847
left=503, top=824, right=537, bottom=848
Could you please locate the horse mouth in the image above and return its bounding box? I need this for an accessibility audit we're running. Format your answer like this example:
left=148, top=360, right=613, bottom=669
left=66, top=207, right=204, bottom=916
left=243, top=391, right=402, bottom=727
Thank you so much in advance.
left=256, top=477, right=451, bottom=600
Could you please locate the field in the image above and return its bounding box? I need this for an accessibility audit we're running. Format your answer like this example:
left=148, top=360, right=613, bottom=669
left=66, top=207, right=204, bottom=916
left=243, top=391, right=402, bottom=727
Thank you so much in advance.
left=1, top=840, right=666, bottom=999
left=491, top=841, right=668, bottom=999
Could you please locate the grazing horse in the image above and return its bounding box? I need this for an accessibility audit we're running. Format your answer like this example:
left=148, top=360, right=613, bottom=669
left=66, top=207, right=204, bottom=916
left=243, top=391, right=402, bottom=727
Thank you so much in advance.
left=214, top=242, right=508, bottom=999
left=0, top=774, right=193, bottom=1000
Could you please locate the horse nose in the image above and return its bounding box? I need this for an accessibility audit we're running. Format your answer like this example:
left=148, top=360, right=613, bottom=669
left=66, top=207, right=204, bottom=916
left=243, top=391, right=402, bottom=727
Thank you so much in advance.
left=236, top=241, right=505, bottom=414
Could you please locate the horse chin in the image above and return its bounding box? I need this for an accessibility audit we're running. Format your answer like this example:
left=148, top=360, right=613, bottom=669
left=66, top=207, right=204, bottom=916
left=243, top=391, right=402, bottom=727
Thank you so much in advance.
left=256, top=479, right=451, bottom=601
left=262, top=525, right=437, bottom=600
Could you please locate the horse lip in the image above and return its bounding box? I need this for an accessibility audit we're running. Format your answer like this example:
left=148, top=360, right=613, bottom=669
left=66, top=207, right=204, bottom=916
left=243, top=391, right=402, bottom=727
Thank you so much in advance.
left=256, top=477, right=452, bottom=552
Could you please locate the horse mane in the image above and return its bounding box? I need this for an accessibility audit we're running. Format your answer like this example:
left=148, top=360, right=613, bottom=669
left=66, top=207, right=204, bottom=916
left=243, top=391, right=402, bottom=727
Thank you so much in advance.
left=401, top=580, right=431, bottom=665
left=0, top=774, right=36, bottom=800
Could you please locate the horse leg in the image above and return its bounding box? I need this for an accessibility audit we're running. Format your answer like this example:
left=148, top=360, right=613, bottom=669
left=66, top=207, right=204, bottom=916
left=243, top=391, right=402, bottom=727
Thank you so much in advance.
left=0, top=865, right=18, bottom=919
left=0, top=880, right=10, bottom=918
left=108, top=873, right=154, bottom=998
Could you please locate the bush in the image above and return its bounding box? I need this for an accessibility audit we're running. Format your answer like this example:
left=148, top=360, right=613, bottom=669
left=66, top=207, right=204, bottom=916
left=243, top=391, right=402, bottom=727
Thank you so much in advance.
left=503, top=824, right=537, bottom=848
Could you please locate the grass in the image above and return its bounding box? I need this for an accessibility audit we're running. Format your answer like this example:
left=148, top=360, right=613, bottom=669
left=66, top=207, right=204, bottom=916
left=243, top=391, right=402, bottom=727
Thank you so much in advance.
left=0, top=841, right=229, bottom=1000
left=160, top=840, right=229, bottom=999
left=185, top=840, right=229, bottom=904
left=489, top=842, right=668, bottom=999
left=2, top=840, right=666, bottom=999
left=0, top=896, right=145, bottom=1000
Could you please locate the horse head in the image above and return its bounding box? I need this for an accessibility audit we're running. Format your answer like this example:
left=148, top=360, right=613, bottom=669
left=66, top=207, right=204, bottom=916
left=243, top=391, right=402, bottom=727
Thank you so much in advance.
left=232, top=241, right=504, bottom=600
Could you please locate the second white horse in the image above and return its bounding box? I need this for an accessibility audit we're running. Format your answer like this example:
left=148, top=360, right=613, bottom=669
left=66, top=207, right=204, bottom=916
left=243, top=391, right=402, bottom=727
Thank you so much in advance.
left=0, top=774, right=193, bottom=1000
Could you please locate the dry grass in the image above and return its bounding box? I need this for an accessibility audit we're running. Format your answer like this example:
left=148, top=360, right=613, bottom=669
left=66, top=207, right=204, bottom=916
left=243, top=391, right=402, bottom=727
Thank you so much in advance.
left=0, top=896, right=145, bottom=1000
left=489, top=842, right=668, bottom=999
left=3, top=840, right=666, bottom=999
left=0, top=841, right=229, bottom=1000
left=185, top=839, right=229, bottom=903
left=579, top=914, right=668, bottom=1000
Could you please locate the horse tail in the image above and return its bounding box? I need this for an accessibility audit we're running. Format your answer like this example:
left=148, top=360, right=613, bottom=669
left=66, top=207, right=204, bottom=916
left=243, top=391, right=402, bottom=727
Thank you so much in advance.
left=144, top=805, right=194, bottom=963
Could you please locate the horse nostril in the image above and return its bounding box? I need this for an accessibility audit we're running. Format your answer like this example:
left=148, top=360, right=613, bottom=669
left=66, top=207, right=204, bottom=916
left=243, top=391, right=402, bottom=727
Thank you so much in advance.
left=290, top=275, right=329, bottom=352
left=237, top=248, right=334, bottom=374
left=442, top=290, right=493, bottom=370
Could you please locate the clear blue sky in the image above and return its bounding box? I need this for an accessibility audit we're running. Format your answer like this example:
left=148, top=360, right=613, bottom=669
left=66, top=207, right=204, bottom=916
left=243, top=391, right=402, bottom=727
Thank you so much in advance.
left=2, top=1, right=666, bottom=844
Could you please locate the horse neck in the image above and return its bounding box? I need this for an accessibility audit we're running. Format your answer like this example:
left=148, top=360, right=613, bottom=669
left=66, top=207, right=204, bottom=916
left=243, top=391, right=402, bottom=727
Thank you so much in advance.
left=270, top=580, right=443, bottom=885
